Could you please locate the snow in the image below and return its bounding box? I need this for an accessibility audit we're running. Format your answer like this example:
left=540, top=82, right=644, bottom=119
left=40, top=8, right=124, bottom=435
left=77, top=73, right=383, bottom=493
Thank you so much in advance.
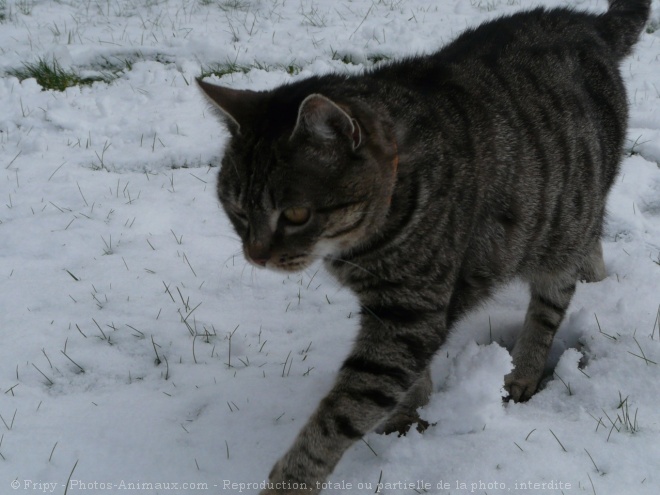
left=1, top=0, right=659, bottom=494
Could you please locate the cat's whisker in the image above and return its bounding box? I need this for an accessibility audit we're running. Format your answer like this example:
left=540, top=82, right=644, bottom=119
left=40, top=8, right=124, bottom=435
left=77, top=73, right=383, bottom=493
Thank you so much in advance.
left=250, top=264, right=260, bottom=286
left=237, top=258, right=254, bottom=285
left=220, top=249, right=245, bottom=268
left=216, top=233, right=241, bottom=242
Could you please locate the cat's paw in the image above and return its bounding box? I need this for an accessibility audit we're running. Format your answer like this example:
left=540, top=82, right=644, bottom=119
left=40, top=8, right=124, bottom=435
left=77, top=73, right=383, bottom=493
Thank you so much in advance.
left=503, top=371, right=540, bottom=403
left=378, top=411, right=431, bottom=436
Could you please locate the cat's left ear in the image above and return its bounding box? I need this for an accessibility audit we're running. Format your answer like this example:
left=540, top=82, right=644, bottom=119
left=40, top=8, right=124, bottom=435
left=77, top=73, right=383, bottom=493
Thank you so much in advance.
left=197, top=78, right=263, bottom=135
left=291, top=94, right=362, bottom=150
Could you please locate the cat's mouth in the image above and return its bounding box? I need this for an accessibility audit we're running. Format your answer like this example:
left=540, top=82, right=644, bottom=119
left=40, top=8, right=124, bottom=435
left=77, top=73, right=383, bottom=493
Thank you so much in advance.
left=244, top=248, right=312, bottom=273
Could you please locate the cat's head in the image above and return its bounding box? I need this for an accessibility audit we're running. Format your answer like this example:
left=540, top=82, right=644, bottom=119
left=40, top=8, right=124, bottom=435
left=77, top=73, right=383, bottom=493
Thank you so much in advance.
left=198, top=78, right=398, bottom=272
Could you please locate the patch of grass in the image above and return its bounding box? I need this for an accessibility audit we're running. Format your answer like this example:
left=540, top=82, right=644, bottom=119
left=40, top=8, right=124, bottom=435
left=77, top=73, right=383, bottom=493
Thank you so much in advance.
left=367, top=54, right=391, bottom=65
left=470, top=0, right=500, bottom=12
left=0, top=0, right=33, bottom=21
left=331, top=50, right=356, bottom=65
left=217, top=0, right=252, bottom=11
left=299, top=2, right=327, bottom=27
left=591, top=392, right=642, bottom=441
left=92, top=55, right=135, bottom=74
left=8, top=58, right=111, bottom=91
left=331, top=49, right=391, bottom=66
left=200, top=61, right=252, bottom=79
left=200, top=59, right=303, bottom=80
left=626, top=134, right=652, bottom=157
left=16, top=0, right=33, bottom=16
left=283, top=63, right=303, bottom=75
left=200, top=0, right=251, bottom=10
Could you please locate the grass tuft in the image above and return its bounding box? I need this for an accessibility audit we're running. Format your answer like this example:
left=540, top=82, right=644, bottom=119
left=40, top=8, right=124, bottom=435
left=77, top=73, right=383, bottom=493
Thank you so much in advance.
left=0, top=0, right=30, bottom=22
left=652, top=304, right=660, bottom=340
left=548, top=429, right=567, bottom=452
left=219, top=0, right=252, bottom=11
left=584, top=448, right=600, bottom=474
left=63, top=460, right=79, bottom=495
left=368, top=54, right=391, bottom=64
left=8, top=57, right=111, bottom=91
left=200, top=59, right=303, bottom=80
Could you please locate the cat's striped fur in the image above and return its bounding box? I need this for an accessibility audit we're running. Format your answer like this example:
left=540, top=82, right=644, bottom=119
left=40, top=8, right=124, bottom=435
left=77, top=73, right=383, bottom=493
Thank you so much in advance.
left=198, top=1, right=650, bottom=493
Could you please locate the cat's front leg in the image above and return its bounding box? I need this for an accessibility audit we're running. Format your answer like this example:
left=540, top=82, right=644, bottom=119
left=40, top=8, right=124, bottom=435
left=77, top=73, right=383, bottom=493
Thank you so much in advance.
left=260, top=306, right=446, bottom=494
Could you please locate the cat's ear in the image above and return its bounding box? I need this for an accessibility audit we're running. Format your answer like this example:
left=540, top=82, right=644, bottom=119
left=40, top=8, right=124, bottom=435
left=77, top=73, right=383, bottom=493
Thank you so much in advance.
left=197, top=78, right=263, bottom=135
left=291, top=94, right=362, bottom=150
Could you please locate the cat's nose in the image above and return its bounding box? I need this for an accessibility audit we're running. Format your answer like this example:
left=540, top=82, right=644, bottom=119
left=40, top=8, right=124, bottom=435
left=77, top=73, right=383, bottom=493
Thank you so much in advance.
left=250, top=256, right=269, bottom=267
left=246, top=243, right=271, bottom=267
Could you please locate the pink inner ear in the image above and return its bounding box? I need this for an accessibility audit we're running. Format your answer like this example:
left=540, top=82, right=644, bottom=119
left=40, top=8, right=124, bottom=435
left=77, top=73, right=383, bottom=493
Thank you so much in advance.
left=351, top=119, right=362, bottom=149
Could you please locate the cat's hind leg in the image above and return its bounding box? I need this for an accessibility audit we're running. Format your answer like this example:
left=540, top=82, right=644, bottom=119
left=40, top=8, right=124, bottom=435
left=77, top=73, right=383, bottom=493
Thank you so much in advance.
left=578, top=240, right=607, bottom=283
left=505, top=268, right=577, bottom=402
left=378, top=366, right=432, bottom=435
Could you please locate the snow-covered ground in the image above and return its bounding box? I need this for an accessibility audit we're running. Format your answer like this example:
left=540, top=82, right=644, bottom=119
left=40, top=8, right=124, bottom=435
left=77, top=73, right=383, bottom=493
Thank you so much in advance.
left=1, top=0, right=659, bottom=494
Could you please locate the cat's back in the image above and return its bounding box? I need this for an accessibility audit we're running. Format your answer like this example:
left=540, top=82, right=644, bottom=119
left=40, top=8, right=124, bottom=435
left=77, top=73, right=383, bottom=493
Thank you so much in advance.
left=373, top=7, right=620, bottom=93
left=367, top=5, right=631, bottom=180
left=437, top=7, right=604, bottom=62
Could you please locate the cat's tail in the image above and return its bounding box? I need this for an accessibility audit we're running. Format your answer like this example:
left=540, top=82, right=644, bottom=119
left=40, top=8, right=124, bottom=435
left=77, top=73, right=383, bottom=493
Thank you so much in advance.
left=597, top=0, right=651, bottom=58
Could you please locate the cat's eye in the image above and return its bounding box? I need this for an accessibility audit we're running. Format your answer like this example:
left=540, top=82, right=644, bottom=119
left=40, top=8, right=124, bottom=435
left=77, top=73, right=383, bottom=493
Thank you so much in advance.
left=282, top=207, right=311, bottom=226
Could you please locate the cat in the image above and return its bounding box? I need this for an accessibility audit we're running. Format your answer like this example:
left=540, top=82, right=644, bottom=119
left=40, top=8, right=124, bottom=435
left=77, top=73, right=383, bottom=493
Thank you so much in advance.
left=197, top=1, right=650, bottom=493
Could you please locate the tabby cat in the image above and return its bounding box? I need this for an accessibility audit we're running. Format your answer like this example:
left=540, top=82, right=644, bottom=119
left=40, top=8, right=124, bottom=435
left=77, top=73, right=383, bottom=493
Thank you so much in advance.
left=198, top=1, right=650, bottom=493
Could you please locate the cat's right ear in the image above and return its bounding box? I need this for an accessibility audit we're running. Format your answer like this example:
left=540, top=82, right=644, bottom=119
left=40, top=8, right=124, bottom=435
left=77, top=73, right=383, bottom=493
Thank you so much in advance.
left=291, top=94, right=362, bottom=150
left=197, top=78, right=262, bottom=135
